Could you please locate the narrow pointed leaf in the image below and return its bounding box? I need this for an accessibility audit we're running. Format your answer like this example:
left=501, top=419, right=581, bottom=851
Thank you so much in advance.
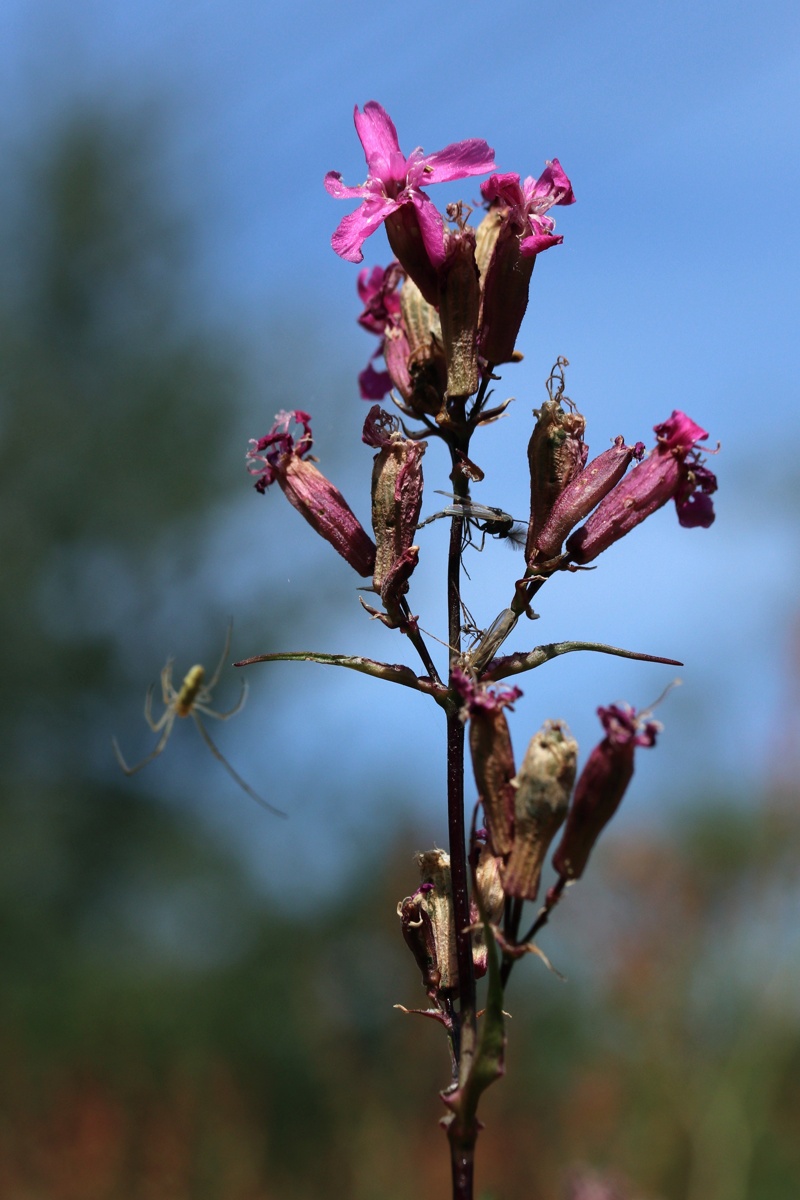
left=483, top=640, right=683, bottom=681
left=235, top=650, right=447, bottom=699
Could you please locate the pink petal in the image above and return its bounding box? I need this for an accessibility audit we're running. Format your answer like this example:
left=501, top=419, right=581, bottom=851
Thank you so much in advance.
left=324, top=171, right=369, bottom=201
left=676, top=491, right=715, bottom=528
left=357, top=265, right=384, bottom=306
left=520, top=231, right=563, bottom=256
left=331, top=196, right=400, bottom=263
left=411, top=192, right=446, bottom=267
left=354, top=101, right=401, bottom=161
left=531, top=159, right=576, bottom=205
left=481, top=172, right=524, bottom=207
left=359, top=362, right=392, bottom=400
left=655, top=410, right=708, bottom=451
left=423, top=138, right=496, bottom=184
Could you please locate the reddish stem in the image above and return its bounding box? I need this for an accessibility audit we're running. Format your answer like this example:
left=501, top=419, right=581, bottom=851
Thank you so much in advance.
left=445, top=488, right=477, bottom=1200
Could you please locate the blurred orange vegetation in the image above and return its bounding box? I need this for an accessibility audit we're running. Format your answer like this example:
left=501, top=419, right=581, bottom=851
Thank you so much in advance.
left=2, top=778, right=799, bottom=1200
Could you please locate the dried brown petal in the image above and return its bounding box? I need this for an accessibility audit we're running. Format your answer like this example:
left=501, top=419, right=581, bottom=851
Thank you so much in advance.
left=469, top=704, right=517, bottom=855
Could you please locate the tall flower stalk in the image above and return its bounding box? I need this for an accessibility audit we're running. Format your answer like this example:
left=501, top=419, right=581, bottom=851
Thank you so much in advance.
left=241, top=101, right=718, bottom=1200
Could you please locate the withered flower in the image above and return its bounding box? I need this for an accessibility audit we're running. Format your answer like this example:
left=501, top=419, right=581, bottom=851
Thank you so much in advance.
left=503, top=721, right=577, bottom=900
left=247, top=410, right=376, bottom=577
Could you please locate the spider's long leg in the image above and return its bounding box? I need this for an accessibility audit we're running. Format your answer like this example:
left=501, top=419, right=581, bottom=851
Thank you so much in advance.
left=161, top=659, right=176, bottom=705
left=416, top=510, right=447, bottom=530
left=206, top=619, right=233, bottom=692
left=112, top=716, right=176, bottom=776
left=192, top=714, right=286, bottom=817
left=144, top=684, right=157, bottom=730
left=144, top=685, right=172, bottom=732
left=197, top=679, right=248, bottom=721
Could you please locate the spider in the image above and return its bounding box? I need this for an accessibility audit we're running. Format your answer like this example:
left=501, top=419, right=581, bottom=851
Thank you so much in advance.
left=113, top=623, right=285, bottom=817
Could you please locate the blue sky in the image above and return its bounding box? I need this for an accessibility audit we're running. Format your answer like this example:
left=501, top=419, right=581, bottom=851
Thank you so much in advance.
left=5, top=0, right=800, bottom=897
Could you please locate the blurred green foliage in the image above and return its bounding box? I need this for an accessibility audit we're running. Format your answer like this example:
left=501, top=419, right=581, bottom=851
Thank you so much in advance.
left=1, top=108, right=799, bottom=1200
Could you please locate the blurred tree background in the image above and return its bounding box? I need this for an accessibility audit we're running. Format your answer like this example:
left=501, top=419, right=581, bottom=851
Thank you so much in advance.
left=1, top=106, right=799, bottom=1200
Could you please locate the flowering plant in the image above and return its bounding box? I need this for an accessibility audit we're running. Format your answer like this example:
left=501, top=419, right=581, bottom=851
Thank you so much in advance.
left=242, top=102, right=718, bottom=1200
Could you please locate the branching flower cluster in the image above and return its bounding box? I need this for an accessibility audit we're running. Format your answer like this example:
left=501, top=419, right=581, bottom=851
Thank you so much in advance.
left=242, top=101, right=718, bottom=1199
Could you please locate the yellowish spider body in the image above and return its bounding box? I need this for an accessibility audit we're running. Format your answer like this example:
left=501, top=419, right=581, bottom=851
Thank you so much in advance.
left=175, top=664, right=206, bottom=717
left=113, top=624, right=285, bottom=817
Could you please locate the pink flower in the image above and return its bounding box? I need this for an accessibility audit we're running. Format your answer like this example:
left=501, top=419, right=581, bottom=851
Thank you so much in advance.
left=566, top=410, right=717, bottom=564
left=481, top=161, right=575, bottom=257
left=325, top=101, right=495, bottom=278
left=477, top=162, right=574, bottom=364
left=356, top=262, right=402, bottom=335
left=247, top=410, right=376, bottom=577
left=356, top=263, right=404, bottom=400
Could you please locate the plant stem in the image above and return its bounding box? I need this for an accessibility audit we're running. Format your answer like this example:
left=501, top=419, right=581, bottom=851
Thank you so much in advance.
left=446, top=497, right=477, bottom=1200
left=451, top=1144, right=476, bottom=1200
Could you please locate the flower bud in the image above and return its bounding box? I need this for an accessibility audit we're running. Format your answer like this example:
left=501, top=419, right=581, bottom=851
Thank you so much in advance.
left=525, top=389, right=587, bottom=563
left=566, top=411, right=717, bottom=564
left=503, top=721, right=577, bottom=900
left=551, top=703, right=659, bottom=881
left=247, top=410, right=376, bottom=577
left=533, top=437, right=644, bottom=561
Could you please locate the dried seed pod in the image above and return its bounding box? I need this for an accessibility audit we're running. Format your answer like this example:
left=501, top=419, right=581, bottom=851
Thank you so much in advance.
left=399, top=278, right=448, bottom=421
left=438, top=226, right=480, bottom=401
left=461, top=679, right=521, bottom=857
left=473, top=204, right=505, bottom=282
left=401, top=276, right=443, bottom=362
left=470, top=844, right=505, bottom=978
left=415, top=849, right=458, bottom=991
left=502, top=721, right=577, bottom=900
left=397, top=890, right=440, bottom=993
left=363, top=406, right=426, bottom=601
left=525, top=395, right=587, bottom=564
